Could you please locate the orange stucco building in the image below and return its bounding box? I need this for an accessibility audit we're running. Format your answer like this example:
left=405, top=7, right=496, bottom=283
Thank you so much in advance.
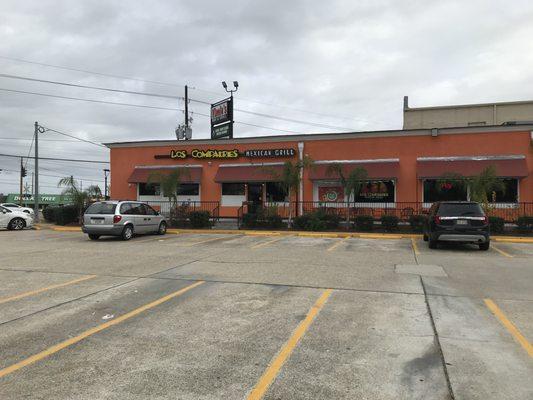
left=106, top=125, right=533, bottom=218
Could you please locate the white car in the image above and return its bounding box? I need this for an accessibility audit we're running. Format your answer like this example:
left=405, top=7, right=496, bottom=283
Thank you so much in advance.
left=0, top=205, right=34, bottom=230
left=1, top=203, right=35, bottom=216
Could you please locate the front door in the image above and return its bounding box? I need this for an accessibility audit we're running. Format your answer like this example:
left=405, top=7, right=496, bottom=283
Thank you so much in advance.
left=247, top=183, right=263, bottom=213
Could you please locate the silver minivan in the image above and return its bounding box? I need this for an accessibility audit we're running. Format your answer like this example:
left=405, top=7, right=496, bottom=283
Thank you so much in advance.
left=82, top=201, right=167, bottom=240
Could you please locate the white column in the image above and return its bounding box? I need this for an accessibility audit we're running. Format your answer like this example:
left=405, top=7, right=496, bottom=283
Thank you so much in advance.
left=298, top=141, right=304, bottom=216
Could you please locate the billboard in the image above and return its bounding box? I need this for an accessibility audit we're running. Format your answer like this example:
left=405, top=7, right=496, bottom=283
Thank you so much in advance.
left=211, top=97, right=233, bottom=139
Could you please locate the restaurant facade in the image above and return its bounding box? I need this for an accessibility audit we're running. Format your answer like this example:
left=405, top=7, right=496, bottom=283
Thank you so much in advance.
left=105, top=124, right=533, bottom=219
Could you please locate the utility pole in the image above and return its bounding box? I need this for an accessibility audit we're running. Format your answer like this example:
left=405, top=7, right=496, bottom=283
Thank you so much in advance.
left=185, top=85, right=189, bottom=127
left=19, top=157, right=24, bottom=206
left=34, top=121, right=39, bottom=222
left=103, top=169, right=110, bottom=200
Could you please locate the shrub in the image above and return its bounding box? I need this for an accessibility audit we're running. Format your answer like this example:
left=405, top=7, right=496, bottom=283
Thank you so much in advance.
left=516, top=216, right=533, bottom=233
left=354, top=215, right=374, bottom=231
left=409, top=214, right=427, bottom=233
left=489, top=216, right=505, bottom=234
left=188, top=210, right=211, bottom=228
left=242, top=207, right=286, bottom=229
left=381, top=215, right=399, bottom=232
left=291, top=209, right=341, bottom=231
left=265, top=214, right=283, bottom=229
left=43, top=205, right=58, bottom=223
left=242, top=212, right=258, bottom=228
left=54, top=205, right=78, bottom=225
left=170, top=204, right=190, bottom=227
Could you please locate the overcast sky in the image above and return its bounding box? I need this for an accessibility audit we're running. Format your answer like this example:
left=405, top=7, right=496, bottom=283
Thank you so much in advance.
left=1, top=0, right=533, bottom=194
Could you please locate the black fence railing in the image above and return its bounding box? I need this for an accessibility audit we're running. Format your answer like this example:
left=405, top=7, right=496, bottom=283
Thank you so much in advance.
left=254, top=201, right=533, bottom=223
left=143, top=200, right=220, bottom=220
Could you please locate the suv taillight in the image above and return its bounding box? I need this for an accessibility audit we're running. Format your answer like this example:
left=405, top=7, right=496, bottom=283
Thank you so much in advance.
left=482, top=216, right=488, bottom=224
left=434, top=216, right=441, bottom=224
left=113, top=215, right=122, bottom=224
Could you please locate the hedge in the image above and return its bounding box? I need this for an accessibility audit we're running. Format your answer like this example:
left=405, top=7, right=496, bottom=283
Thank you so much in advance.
left=380, top=215, right=399, bottom=232
left=409, top=214, right=427, bottom=233
left=354, top=215, right=374, bottom=232
left=292, top=209, right=340, bottom=231
left=54, top=205, right=78, bottom=226
left=488, top=216, right=505, bottom=234
left=516, top=216, right=533, bottom=233
left=188, top=211, right=212, bottom=228
left=242, top=207, right=285, bottom=229
left=43, top=205, right=58, bottom=223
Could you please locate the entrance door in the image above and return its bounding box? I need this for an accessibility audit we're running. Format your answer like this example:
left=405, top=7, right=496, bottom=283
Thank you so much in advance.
left=247, top=183, right=263, bottom=213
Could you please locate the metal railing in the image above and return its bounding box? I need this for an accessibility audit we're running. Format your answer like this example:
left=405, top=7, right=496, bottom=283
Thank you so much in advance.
left=247, top=201, right=533, bottom=223
left=143, top=200, right=220, bottom=219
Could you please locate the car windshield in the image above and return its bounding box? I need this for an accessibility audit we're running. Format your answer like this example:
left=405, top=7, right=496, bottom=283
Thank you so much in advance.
left=85, top=203, right=117, bottom=215
left=437, top=203, right=484, bottom=217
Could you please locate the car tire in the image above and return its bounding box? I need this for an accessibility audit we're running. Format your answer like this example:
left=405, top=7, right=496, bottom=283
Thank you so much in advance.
left=428, top=239, right=438, bottom=249
left=121, top=225, right=134, bottom=241
left=8, top=218, right=25, bottom=231
left=423, top=233, right=428, bottom=242
left=157, top=222, right=167, bottom=235
left=88, top=234, right=100, bottom=241
left=479, top=241, right=490, bottom=251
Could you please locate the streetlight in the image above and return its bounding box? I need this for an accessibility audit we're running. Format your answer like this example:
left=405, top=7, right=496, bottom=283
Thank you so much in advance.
left=103, top=169, right=110, bottom=200
left=221, top=81, right=238, bottom=97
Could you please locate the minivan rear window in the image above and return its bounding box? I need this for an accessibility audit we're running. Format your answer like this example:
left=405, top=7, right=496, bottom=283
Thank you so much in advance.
left=85, top=203, right=117, bottom=215
left=437, top=203, right=484, bottom=217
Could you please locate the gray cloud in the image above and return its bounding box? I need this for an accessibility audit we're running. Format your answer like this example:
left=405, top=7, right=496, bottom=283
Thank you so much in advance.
left=1, top=0, right=533, bottom=193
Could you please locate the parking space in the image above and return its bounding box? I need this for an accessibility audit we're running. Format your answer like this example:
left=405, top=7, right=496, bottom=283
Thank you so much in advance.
left=0, top=229, right=532, bottom=399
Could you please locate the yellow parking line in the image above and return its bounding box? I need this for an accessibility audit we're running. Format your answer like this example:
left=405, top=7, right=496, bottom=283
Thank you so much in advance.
left=491, top=244, right=513, bottom=258
left=484, top=299, right=532, bottom=358
left=411, top=238, right=420, bottom=256
left=247, top=289, right=333, bottom=400
left=251, top=236, right=283, bottom=249
left=0, top=281, right=205, bottom=378
left=327, top=237, right=348, bottom=252
left=0, top=275, right=97, bottom=305
left=183, top=236, right=230, bottom=246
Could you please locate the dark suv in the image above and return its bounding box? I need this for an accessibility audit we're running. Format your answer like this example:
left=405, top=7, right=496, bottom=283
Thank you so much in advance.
left=424, top=201, right=490, bottom=250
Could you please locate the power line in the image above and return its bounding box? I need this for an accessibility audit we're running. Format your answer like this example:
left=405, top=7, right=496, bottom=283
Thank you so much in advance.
left=0, top=168, right=104, bottom=183
left=0, top=87, right=303, bottom=134
left=0, top=153, right=109, bottom=164
left=0, top=137, right=80, bottom=142
left=0, top=55, right=382, bottom=124
left=0, top=73, right=355, bottom=130
left=43, top=127, right=107, bottom=148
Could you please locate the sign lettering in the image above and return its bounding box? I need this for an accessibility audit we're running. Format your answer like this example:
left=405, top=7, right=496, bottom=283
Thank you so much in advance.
left=157, top=148, right=296, bottom=160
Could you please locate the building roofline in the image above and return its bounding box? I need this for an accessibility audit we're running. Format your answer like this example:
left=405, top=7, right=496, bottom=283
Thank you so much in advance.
left=103, top=124, right=533, bottom=149
left=405, top=98, right=533, bottom=111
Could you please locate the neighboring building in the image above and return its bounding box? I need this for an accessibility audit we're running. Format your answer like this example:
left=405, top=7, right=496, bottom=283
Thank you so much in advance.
left=403, top=96, right=533, bottom=129
left=105, top=124, right=533, bottom=218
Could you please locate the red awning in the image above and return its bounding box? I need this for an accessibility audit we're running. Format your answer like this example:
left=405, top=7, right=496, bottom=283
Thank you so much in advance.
left=416, top=158, right=528, bottom=178
left=128, top=167, right=202, bottom=183
left=214, top=165, right=284, bottom=183
left=309, top=161, right=400, bottom=180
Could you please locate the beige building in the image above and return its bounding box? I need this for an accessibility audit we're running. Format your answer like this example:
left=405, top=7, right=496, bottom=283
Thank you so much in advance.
left=403, top=96, right=533, bottom=129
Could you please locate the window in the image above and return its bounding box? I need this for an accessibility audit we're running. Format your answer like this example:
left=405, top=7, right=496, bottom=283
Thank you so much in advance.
left=222, top=183, right=245, bottom=195
left=142, top=204, right=158, bottom=215
left=487, top=178, right=518, bottom=203
left=120, top=203, right=134, bottom=214
left=354, top=180, right=395, bottom=203
left=85, top=202, right=117, bottom=215
left=437, top=203, right=484, bottom=217
left=129, top=203, right=145, bottom=215
left=177, top=183, right=199, bottom=196
left=139, top=183, right=160, bottom=196
left=266, top=182, right=288, bottom=202
left=423, top=179, right=467, bottom=202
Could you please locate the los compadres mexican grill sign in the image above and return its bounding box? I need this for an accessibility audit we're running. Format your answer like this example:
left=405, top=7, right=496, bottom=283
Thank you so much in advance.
left=155, top=148, right=296, bottom=160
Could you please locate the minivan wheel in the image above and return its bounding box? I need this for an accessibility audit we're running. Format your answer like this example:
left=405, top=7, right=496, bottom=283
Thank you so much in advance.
left=479, top=241, right=490, bottom=251
left=8, top=218, right=25, bottom=230
left=428, top=239, right=438, bottom=249
left=121, top=225, right=134, bottom=241
left=157, top=222, right=167, bottom=235
left=88, top=234, right=100, bottom=241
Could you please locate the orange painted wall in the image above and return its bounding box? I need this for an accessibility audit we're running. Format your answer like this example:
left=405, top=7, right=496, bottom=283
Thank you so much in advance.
left=110, top=130, right=533, bottom=216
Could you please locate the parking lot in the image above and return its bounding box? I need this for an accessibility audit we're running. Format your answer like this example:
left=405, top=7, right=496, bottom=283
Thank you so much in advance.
left=0, top=229, right=532, bottom=399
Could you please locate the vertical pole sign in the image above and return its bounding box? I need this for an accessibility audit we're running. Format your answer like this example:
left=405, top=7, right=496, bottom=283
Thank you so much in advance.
left=211, top=97, right=233, bottom=139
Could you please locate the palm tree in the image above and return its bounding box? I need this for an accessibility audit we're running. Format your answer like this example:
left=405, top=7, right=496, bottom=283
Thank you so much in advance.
left=326, top=163, right=368, bottom=223
left=263, top=156, right=314, bottom=227
left=58, top=176, right=90, bottom=223
left=437, top=165, right=505, bottom=210
left=85, top=185, right=103, bottom=201
left=148, top=168, right=189, bottom=217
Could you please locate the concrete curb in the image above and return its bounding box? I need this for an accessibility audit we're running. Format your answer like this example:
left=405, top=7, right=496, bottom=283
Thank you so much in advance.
left=37, top=225, right=533, bottom=243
